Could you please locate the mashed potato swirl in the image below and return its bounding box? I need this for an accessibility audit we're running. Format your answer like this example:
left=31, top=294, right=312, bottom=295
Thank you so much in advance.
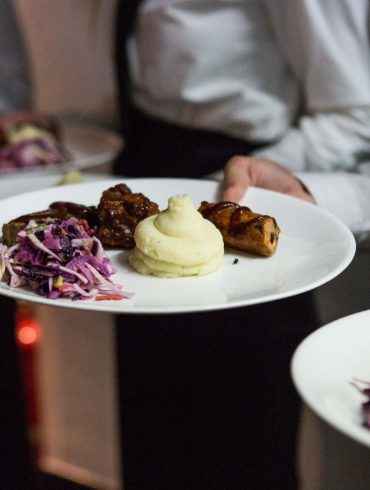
left=129, top=194, right=224, bottom=277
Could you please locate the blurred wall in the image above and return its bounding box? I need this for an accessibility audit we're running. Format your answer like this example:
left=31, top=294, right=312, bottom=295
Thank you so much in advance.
left=14, top=0, right=119, bottom=126
left=34, top=307, right=121, bottom=490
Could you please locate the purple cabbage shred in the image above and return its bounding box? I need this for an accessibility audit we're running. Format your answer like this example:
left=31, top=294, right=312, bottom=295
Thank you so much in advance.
left=0, top=217, right=131, bottom=301
left=351, top=378, right=370, bottom=429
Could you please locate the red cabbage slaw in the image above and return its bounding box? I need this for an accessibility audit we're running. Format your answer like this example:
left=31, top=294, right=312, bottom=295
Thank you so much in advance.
left=0, top=217, right=132, bottom=301
left=351, top=378, right=370, bottom=429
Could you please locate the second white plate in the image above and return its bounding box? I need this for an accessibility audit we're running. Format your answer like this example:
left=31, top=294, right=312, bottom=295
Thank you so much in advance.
left=291, top=310, right=370, bottom=447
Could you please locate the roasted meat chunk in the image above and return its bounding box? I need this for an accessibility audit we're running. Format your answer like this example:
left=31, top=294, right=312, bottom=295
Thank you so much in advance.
left=97, top=183, right=159, bottom=248
left=2, top=201, right=97, bottom=246
left=198, top=201, right=280, bottom=256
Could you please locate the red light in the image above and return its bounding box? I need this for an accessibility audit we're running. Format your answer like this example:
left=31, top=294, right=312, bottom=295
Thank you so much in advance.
left=16, top=318, right=41, bottom=348
left=17, top=326, right=38, bottom=345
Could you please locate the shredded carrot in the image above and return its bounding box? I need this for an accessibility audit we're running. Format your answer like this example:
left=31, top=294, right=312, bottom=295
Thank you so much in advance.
left=79, top=219, right=89, bottom=230
left=95, top=294, right=123, bottom=301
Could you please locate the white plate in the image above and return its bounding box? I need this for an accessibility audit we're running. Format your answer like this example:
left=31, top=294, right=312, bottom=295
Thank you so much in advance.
left=291, top=310, right=370, bottom=447
left=0, top=121, right=123, bottom=178
left=0, top=178, right=355, bottom=314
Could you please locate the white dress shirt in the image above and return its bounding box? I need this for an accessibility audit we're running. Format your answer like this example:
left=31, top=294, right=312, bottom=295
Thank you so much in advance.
left=130, top=0, right=370, bottom=244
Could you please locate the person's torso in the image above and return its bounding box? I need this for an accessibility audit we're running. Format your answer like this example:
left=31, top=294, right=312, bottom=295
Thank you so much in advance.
left=128, top=0, right=300, bottom=143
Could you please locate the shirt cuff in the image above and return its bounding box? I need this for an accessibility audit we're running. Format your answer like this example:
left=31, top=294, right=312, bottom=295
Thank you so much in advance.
left=296, top=172, right=370, bottom=238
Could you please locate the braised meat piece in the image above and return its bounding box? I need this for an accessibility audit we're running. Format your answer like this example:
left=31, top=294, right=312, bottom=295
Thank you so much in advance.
left=49, top=201, right=97, bottom=226
left=97, top=183, right=159, bottom=248
left=2, top=201, right=97, bottom=246
left=198, top=201, right=280, bottom=256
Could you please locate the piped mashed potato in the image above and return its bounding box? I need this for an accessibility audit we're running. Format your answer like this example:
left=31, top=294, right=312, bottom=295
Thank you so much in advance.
left=129, top=194, right=224, bottom=277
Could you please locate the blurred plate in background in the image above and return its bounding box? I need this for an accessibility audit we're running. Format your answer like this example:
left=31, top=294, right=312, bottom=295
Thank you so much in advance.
left=0, top=121, right=123, bottom=179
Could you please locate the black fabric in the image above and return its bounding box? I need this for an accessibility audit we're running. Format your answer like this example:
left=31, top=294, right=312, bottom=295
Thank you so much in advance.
left=113, top=107, right=261, bottom=178
left=116, top=294, right=318, bottom=490
left=36, top=472, right=93, bottom=490
left=0, top=297, right=36, bottom=489
left=114, top=0, right=143, bottom=136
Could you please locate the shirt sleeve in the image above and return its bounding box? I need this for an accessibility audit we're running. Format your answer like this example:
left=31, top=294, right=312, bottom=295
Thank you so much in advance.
left=0, top=0, right=32, bottom=114
left=255, top=0, right=370, bottom=173
left=296, top=171, right=370, bottom=250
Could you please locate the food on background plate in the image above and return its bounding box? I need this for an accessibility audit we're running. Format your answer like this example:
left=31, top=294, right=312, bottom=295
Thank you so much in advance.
left=0, top=112, right=69, bottom=171
left=129, top=194, right=224, bottom=278
left=351, top=378, right=370, bottom=429
left=97, top=183, right=160, bottom=248
left=57, top=168, right=83, bottom=186
left=198, top=201, right=280, bottom=256
left=0, top=217, right=130, bottom=301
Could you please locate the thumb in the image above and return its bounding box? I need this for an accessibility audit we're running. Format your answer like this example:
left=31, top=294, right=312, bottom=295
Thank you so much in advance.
left=222, top=156, right=252, bottom=202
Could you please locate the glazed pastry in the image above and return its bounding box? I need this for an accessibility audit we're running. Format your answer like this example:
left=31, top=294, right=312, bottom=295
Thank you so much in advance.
left=198, top=201, right=280, bottom=256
